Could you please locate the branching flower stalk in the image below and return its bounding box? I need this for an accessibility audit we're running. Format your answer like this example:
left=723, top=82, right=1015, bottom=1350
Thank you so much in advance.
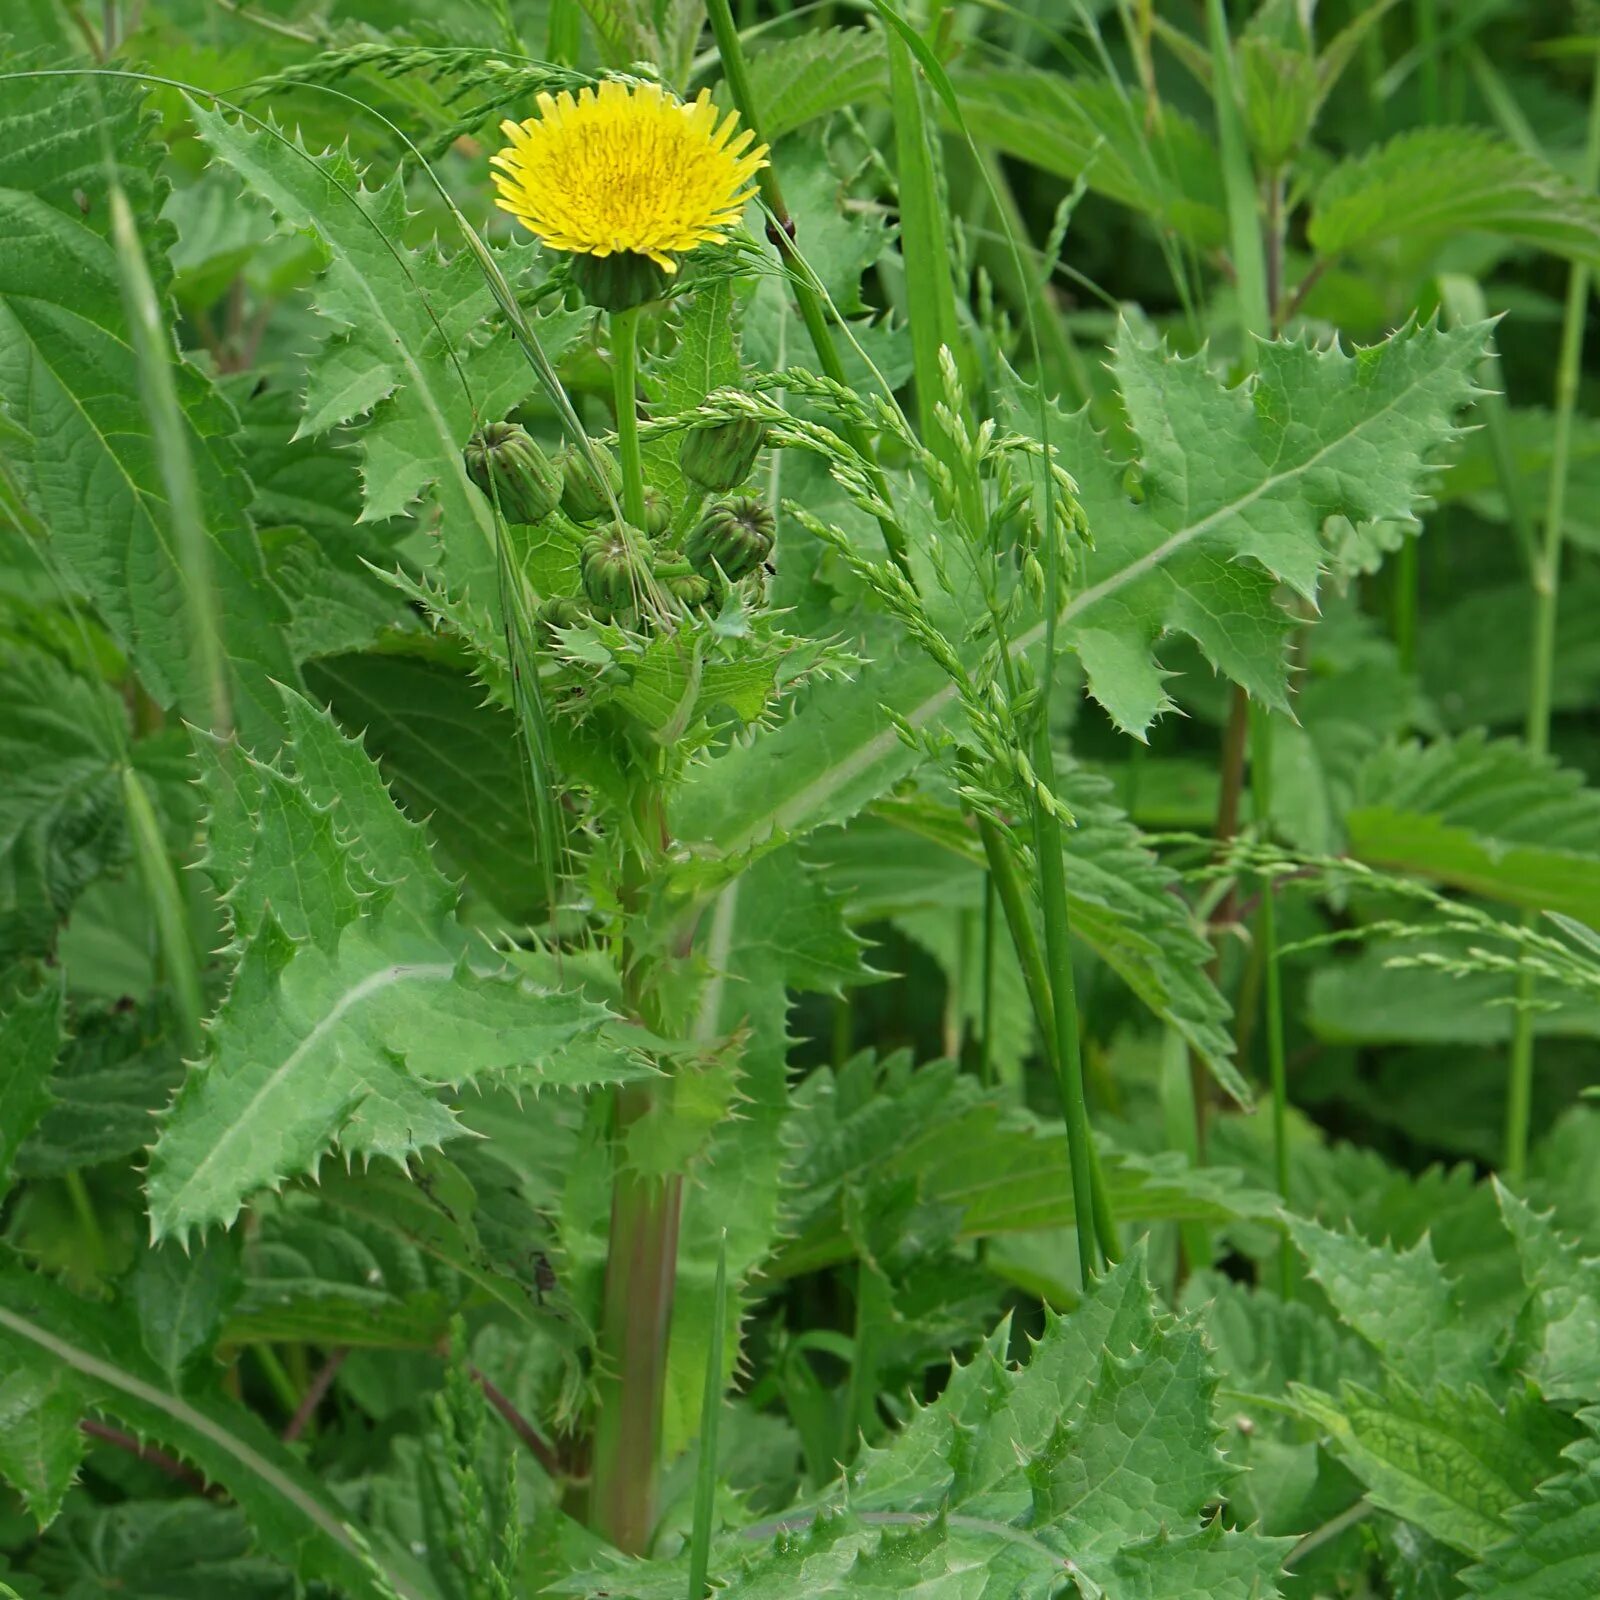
left=489, top=78, right=769, bottom=1551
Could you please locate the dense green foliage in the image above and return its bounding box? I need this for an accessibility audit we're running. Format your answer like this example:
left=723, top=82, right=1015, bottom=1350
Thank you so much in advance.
left=3, top=0, right=1600, bottom=1596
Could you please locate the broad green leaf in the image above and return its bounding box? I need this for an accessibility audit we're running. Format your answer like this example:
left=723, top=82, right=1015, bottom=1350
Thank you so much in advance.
left=1309, top=128, right=1600, bottom=269
left=1347, top=734, right=1600, bottom=925
left=128, top=1235, right=241, bottom=1392
left=1496, top=1184, right=1600, bottom=1405
left=0, top=649, right=127, bottom=964
left=0, top=1259, right=412, bottom=1595
left=145, top=689, right=641, bottom=1240
left=185, top=100, right=549, bottom=617
left=952, top=68, right=1227, bottom=244
left=570, top=1255, right=1290, bottom=1598
left=1293, top=1379, right=1575, bottom=1557
left=0, top=971, right=62, bottom=1202
left=1461, top=1444, right=1600, bottom=1599
left=0, top=77, right=298, bottom=751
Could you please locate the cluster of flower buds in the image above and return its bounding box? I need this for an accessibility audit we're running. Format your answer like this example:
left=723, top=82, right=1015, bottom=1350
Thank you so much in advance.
left=468, top=417, right=776, bottom=637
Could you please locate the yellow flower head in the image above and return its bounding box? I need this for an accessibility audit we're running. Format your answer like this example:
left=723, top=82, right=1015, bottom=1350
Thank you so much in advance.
left=491, top=80, right=768, bottom=273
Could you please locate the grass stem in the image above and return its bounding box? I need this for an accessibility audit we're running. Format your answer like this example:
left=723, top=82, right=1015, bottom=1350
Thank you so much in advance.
left=1505, top=50, right=1600, bottom=1183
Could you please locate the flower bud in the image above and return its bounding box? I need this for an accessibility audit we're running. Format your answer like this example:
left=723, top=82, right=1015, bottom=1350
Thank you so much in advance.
left=537, top=594, right=587, bottom=640
left=580, top=521, right=648, bottom=615
left=641, top=488, right=672, bottom=540
left=685, top=495, right=775, bottom=582
left=572, top=249, right=669, bottom=313
left=463, top=421, right=562, bottom=524
left=653, top=557, right=723, bottom=616
left=559, top=443, right=623, bottom=523
left=678, top=417, right=766, bottom=493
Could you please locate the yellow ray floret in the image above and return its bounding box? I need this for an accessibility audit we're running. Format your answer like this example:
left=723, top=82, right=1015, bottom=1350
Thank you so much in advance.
left=491, top=80, right=769, bottom=272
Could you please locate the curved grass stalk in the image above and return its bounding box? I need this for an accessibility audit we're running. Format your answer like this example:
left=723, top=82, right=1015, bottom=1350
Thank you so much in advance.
left=1504, top=52, right=1600, bottom=1183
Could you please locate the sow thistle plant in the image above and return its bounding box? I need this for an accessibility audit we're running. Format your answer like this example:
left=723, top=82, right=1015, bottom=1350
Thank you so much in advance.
left=9, top=6, right=1600, bottom=1599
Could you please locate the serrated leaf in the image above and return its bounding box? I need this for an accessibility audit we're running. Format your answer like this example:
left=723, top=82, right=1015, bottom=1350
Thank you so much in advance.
left=0, top=1259, right=413, bottom=1595
left=952, top=68, right=1227, bottom=244
left=570, top=1253, right=1288, bottom=1598
left=1461, top=1444, right=1600, bottom=1599
left=1496, top=1183, right=1600, bottom=1405
left=1286, top=1215, right=1499, bottom=1392
left=674, top=319, right=1487, bottom=862
left=0, top=77, right=298, bottom=751
left=184, top=100, right=544, bottom=616
left=146, top=689, right=640, bottom=1240
left=1309, top=128, right=1600, bottom=268
left=1294, top=1379, right=1575, bottom=1557
left=1347, top=734, right=1600, bottom=925
left=0, top=650, right=127, bottom=963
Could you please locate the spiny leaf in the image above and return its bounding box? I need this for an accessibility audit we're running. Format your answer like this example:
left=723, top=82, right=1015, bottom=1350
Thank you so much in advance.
left=1286, top=1214, right=1499, bottom=1392
left=184, top=99, right=551, bottom=617
left=567, top=1253, right=1289, bottom=1598
left=1496, top=1182, right=1600, bottom=1405
left=145, top=689, right=640, bottom=1241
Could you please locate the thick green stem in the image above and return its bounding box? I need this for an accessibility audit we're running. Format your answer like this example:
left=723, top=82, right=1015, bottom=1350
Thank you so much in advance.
left=592, top=1084, right=683, bottom=1554
left=592, top=800, right=682, bottom=1553
left=611, top=307, right=647, bottom=529
left=701, top=0, right=910, bottom=578
left=1505, top=54, right=1600, bottom=1183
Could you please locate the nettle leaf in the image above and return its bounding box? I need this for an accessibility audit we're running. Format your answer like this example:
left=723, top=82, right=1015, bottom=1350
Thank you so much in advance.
left=1309, top=127, right=1600, bottom=269
left=1461, top=1440, right=1600, bottom=1599
left=573, top=1254, right=1290, bottom=1598
left=643, top=273, right=741, bottom=503
left=774, top=1056, right=1280, bottom=1281
left=952, top=67, right=1227, bottom=244
left=0, top=1260, right=411, bottom=1596
left=0, top=970, right=62, bottom=1203
left=1346, top=733, right=1600, bottom=925
left=715, top=27, right=888, bottom=140
left=1293, top=1379, right=1576, bottom=1559
left=184, top=99, right=563, bottom=616
left=145, top=688, right=642, bottom=1241
left=0, top=651, right=127, bottom=963
left=0, top=77, right=298, bottom=751
left=128, top=1234, right=242, bottom=1392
